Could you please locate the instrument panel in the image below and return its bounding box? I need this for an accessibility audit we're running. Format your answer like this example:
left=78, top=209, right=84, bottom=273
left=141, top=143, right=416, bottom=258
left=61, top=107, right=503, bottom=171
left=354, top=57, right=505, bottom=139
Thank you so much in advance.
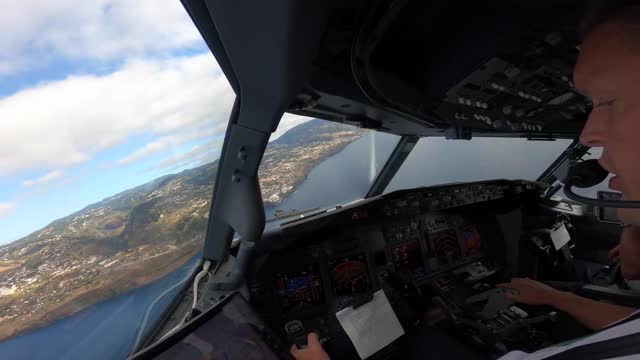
left=247, top=180, right=551, bottom=357
left=249, top=179, right=540, bottom=312
left=249, top=210, right=499, bottom=324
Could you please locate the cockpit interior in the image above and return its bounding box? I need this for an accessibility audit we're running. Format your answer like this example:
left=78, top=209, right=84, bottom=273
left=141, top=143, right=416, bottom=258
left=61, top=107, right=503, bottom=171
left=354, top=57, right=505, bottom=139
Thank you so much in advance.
left=125, top=0, right=640, bottom=359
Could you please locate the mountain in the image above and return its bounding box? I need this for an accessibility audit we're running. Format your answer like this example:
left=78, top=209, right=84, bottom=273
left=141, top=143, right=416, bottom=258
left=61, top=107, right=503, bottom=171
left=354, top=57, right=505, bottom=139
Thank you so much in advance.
left=8, top=161, right=219, bottom=252
left=0, top=119, right=366, bottom=340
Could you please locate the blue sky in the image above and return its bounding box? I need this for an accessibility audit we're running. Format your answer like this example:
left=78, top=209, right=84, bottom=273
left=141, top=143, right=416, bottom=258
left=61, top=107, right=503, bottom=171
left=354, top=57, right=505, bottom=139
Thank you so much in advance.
left=0, top=0, right=309, bottom=244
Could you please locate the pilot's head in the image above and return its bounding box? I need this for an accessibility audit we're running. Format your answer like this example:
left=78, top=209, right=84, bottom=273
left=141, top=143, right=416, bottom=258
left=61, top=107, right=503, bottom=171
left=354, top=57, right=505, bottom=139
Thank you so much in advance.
left=575, top=6, right=640, bottom=226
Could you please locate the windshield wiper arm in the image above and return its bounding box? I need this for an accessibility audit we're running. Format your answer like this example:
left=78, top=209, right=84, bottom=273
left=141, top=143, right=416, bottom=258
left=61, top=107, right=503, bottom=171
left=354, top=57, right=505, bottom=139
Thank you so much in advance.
left=365, top=135, right=420, bottom=198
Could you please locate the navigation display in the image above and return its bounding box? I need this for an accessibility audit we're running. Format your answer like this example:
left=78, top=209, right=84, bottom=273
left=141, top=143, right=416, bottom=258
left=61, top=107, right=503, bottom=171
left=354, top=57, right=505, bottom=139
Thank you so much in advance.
left=389, top=241, right=422, bottom=273
left=329, top=254, right=370, bottom=296
left=274, top=267, right=324, bottom=310
left=461, top=225, right=482, bottom=256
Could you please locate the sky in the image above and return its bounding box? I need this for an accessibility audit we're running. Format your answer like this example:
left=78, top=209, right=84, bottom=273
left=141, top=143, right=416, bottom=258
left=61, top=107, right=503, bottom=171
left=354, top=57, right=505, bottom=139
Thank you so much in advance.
left=0, top=0, right=310, bottom=245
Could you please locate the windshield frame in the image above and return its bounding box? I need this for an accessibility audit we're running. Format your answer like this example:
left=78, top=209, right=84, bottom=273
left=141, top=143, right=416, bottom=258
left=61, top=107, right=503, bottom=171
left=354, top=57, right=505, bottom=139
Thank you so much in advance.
left=127, top=258, right=204, bottom=355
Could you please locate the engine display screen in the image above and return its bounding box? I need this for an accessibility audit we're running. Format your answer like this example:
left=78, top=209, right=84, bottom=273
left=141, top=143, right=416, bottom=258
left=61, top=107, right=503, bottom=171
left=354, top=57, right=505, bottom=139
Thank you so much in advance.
left=329, top=254, right=370, bottom=296
left=274, top=267, right=324, bottom=310
left=431, top=229, right=462, bottom=264
left=389, top=241, right=422, bottom=273
left=460, top=225, right=482, bottom=257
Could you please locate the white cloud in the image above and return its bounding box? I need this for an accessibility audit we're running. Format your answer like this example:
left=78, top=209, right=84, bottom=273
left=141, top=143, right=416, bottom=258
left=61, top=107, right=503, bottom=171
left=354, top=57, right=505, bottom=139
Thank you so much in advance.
left=0, top=202, right=16, bottom=218
left=116, top=127, right=218, bottom=166
left=118, top=141, right=171, bottom=166
left=0, top=0, right=202, bottom=75
left=151, top=114, right=313, bottom=171
left=156, top=140, right=221, bottom=172
left=23, top=170, right=64, bottom=187
left=0, top=53, right=235, bottom=176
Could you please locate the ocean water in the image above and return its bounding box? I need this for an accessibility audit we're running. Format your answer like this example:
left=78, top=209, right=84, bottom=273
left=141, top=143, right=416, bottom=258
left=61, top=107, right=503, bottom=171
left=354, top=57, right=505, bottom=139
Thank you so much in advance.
left=0, top=254, right=201, bottom=360
left=266, top=132, right=398, bottom=216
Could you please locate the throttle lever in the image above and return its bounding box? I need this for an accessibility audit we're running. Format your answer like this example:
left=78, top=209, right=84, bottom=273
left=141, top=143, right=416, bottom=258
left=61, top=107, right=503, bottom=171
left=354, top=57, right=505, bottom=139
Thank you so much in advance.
left=285, top=320, right=308, bottom=349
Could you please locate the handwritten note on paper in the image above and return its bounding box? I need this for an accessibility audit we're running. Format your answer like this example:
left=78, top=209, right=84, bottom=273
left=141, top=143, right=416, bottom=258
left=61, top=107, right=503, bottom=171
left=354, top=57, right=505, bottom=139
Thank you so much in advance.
left=336, top=290, right=405, bottom=359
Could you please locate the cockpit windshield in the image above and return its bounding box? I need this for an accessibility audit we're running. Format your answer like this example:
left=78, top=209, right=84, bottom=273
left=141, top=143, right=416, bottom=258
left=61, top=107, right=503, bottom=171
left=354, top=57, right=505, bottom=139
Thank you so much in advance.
left=387, top=137, right=573, bottom=192
left=0, top=2, right=232, bottom=359
left=261, top=120, right=573, bottom=218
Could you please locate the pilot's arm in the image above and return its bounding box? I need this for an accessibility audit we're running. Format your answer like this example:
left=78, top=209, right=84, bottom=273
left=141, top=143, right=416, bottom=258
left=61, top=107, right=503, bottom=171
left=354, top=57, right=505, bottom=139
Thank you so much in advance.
left=497, top=278, right=636, bottom=330
left=499, top=226, right=640, bottom=330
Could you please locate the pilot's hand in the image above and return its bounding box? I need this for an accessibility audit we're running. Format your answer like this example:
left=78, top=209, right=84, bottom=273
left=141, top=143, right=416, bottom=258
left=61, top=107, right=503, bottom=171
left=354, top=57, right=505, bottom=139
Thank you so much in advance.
left=609, top=244, right=621, bottom=263
left=496, top=278, right=563, bottom=306
left=290, top=333, right=330, bottom=360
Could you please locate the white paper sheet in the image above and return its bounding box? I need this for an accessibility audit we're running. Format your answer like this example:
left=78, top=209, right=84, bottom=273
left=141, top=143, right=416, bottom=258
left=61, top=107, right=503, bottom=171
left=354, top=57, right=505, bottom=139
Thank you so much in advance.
left=336, top=290, right=405, bottom=359
left=550, top=223, right=571, bottom=250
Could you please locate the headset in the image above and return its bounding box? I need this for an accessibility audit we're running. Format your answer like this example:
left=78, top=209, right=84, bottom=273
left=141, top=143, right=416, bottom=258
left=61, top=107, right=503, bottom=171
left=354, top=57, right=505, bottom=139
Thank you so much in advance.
left=563, top=159, right=640, bottom=208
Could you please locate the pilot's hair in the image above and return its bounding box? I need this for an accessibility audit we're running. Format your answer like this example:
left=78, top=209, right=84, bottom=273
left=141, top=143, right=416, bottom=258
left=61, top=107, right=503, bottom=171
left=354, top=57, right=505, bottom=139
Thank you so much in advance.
left=581, top=1, right=640, bottom=49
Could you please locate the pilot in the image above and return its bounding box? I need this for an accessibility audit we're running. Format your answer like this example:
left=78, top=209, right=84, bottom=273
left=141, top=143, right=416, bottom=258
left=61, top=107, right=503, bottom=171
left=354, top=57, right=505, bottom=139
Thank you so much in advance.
left=291, top=4, right=640, bottom=360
